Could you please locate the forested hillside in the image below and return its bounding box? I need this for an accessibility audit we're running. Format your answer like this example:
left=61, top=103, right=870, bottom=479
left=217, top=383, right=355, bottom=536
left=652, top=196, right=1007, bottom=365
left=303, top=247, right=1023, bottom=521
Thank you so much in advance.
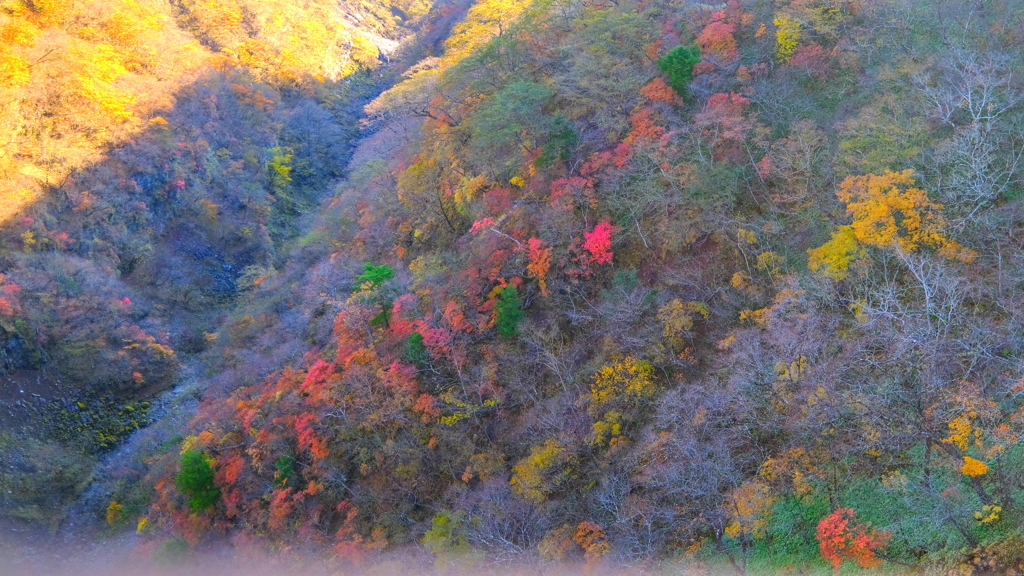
left=5, top=0, right=1024, bottom=574
left=0, top=0, right=461, bottom=530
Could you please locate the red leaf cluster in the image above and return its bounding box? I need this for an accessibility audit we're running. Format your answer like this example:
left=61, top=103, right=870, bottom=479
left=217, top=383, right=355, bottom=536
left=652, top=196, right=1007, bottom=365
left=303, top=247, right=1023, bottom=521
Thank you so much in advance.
left=583, top=222, right=614, bottom=265
left=816, top=508, right=890, bottom=570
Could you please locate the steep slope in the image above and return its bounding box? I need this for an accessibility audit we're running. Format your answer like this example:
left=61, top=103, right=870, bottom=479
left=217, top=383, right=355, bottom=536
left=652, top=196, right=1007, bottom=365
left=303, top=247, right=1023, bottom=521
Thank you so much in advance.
left=8, top=0, right=1024, bottom=573
left=0, top=0, right=464, bottom=532
left=124, top=0, right=1024, bottom=572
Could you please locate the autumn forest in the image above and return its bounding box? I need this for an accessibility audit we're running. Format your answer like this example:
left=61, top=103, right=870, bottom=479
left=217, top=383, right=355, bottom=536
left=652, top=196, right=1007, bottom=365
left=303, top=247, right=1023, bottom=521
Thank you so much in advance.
left=2, top=0, right=1024, bottom=573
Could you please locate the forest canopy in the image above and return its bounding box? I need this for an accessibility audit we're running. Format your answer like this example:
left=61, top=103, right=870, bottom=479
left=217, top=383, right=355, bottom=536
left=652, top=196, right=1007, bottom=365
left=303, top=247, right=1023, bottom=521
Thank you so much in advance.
left=4, top=0, right=1024, bottom=574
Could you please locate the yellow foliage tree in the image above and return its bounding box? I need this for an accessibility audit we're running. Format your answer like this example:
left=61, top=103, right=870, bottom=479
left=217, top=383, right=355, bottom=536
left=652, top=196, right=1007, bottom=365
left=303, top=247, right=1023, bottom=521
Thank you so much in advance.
left=658, top=299, right=709, bottom=343
left=442, top=0, right=531, bottom=66
left=657, top=300, right=708, bottom=365
left=808, top=170, right=976, bottom=279
left=16, top=0, right=78, bottom=27
left=783, top=0, right=850, bottom=39
left=588, top=357, right=660, bottom=446
left=773, top=16, right=801, bottom=63
left=806, top=225, right=863, bottom=280
left=106, top=500, right=124, bottom=524
left=589, top=410, right=622, bottom=446
left=510, top=439, right=568, bottom=503
left=590, top=356, right=659, bottom=412
left=1, top=18, right=41, bottom=45
left=72, top=43, right=136, bottom=121
left=0, top=48, right=31, bottom=88
left=723, top=479, right=775, bottom=539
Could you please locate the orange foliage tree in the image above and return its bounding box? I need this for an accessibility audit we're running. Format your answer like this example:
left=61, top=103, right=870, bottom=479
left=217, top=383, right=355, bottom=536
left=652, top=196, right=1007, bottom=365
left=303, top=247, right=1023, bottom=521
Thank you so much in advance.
left=696, top=11, right=738, bottom=62
left=573, top=521, right=610, bottom=570
left=526, top=237, right=553, bottom=296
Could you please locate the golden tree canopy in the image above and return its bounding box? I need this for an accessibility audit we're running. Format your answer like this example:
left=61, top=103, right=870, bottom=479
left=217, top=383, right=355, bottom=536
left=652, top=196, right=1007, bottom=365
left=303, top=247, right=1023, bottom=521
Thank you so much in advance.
left=808, top=170, right=976, bottom=279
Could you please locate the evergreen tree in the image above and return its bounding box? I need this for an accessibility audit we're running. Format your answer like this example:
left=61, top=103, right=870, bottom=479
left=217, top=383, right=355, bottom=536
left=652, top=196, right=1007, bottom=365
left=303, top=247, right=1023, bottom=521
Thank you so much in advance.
left=657, top=45, right=701, bottom=99
left=176, top=450, right=220, bottom=511
left=494, top=285, right=524, bottom=338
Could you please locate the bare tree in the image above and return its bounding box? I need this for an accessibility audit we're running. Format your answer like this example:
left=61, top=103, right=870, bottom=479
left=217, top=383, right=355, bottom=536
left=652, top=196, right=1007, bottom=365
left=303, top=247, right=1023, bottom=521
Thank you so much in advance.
left=915, top=48, right=1022, bottom=126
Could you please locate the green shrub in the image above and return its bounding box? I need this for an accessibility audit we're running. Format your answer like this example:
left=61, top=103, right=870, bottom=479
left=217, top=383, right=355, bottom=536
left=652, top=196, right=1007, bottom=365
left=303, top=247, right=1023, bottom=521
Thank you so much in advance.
left=535, top=114, right=579, bottom=169
left=423, top=510, right=483, bottom=566
left=274, top=454, right=297, bottom=488
left=405, top=332, right=430, bottom=366
left=153, top=538, right=189, bottom=566
left=0, top=433, right=94, bottom=527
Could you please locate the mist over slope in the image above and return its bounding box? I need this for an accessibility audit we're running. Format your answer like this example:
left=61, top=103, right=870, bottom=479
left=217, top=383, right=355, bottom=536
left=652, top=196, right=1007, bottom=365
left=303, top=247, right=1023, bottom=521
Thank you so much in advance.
left=5, top=0, right=1024, bottom=574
